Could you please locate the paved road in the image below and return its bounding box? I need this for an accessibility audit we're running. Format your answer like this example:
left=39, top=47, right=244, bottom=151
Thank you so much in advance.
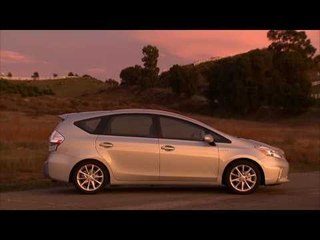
left=1, top=172, right=319, bottom=210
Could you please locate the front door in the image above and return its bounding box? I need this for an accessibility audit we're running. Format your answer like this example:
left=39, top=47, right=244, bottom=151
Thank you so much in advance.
left=158, top=116, right=219, bottom=181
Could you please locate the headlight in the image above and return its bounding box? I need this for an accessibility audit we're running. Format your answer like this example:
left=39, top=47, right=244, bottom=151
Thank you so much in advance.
left=257, top=146, right=282, bottom=159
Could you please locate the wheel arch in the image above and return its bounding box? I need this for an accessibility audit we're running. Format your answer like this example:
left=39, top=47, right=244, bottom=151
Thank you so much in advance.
left=221, top=158, right=265, bottom=185
left=69, top=158, right=111, bottom=183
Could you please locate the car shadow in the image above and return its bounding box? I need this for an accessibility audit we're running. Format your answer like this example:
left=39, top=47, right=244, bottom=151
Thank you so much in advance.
left=107, top=185, right=228, bottom=194
left=49, top=184, right=229, bottom=195
left=47, top=183, right=287, bottom=196
left=255, top=185, right=288, bottom=195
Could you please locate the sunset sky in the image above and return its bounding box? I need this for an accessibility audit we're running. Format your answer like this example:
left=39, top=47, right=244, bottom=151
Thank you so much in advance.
left=1, top=30, right=319, bottom=81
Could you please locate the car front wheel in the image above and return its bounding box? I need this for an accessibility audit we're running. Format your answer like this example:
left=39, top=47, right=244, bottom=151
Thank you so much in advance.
left=225, top=160, right=261, bottom=194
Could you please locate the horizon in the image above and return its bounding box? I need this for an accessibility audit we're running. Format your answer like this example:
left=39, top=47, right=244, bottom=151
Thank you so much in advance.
left=1, top=30, right=319, bottom=81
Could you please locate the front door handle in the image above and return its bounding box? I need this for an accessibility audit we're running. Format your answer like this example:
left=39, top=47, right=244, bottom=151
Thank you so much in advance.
left=99, top=142, right=113, bottom=148
left=161, top=145, right=175, bottom=151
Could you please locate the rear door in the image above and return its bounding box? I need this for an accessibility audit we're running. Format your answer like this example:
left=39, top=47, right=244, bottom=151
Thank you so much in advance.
left=96, top=114, right=160, bottom=181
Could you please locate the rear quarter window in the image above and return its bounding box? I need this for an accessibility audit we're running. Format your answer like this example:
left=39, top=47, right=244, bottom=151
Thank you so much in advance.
left=74, top=117, right=102, bottom=134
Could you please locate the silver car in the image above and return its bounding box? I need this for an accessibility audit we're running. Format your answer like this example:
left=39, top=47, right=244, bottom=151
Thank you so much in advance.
left=44, top=109, right=289, bottom=194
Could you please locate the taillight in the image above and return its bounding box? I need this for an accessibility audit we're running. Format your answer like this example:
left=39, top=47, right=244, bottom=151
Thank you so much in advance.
left=49, top=130, right=65, bottom=151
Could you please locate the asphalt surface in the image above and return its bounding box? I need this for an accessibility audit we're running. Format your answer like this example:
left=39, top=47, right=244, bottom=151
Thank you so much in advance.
left=1, top=172, right=319, bottom=210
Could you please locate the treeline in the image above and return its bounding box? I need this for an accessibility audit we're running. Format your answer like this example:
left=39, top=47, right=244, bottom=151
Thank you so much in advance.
left=119, top=30, right=319, bottom=116
left=0, top=79, right=54, bottom=97
left=205, top=49, right=314, bottom=115
left=120, top=45, right=201, bottom=96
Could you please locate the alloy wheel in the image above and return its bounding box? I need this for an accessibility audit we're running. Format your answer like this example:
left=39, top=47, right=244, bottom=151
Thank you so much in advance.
left=229, top=164, right=257, bottom=192
left=76, top=164, right=104, bottom=192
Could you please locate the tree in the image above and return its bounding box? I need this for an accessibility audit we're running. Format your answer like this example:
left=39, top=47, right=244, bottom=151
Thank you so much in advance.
left=314, top=54, right=320, bottom=66
left=31, top=72, right=39, bottom=80
left=68, top=72, right=74, bottom=76
left=158, top=70, right=172, bottom=88
left=119, top=45, right=161, bottom=89
left=7, top=72, right=12, bottom=78
left=105, top=78, right=119, bottom=87
left=141, top=45, right=160, bottom=88
left=267, top=30, right=316, bottom=113
left=267, top=30, right=316, bottom=59
left=270, top=51, right=312, bottom=114
left=53, top=73, right=58, bottom=78
left=205, top=49, right=274, bottom=116
left=120, top=65, right=143, bottom=86
left=166, top=65, right=199, bottom=97
left=82, top=74, right=93, bottom=78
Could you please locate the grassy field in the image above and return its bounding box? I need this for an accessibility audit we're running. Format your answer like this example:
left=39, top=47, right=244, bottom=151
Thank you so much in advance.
left=10, top=77, right=106, bottom=97
left=0, top=78, right=319, bottom=188
left=0, top=112, right=58, bottom=183
left=0, top=110, right=319, bottom=186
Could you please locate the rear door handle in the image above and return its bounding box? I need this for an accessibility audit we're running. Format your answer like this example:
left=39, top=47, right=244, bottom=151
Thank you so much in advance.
left=161, top=145, right=175, bottom=151
left=99, top=142, right=113, bottom=148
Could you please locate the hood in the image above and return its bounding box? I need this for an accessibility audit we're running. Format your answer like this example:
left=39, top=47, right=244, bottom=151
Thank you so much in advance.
left=238, top=138, right=284, bottom=153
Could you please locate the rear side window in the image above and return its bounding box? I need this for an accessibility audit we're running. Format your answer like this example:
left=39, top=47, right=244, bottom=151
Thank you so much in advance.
left=74, top=117, right=102, bottom=134
left=105, top=114, right=156, bottom=138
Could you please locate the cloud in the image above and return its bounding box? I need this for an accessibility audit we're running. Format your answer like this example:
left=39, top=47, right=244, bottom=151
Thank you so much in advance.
left=0, top=50, right=34, bottom=63
left=131, top=30, right=319, bottom=62
left=131, top=30, right=269, bottom=61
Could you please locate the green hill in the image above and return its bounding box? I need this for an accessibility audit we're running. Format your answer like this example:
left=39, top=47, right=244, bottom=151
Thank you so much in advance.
left=9, top=77, right=106, bottom=97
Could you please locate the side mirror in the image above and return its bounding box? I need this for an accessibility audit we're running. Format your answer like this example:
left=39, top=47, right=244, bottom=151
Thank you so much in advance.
left=203, top=134, right=214, bottom=144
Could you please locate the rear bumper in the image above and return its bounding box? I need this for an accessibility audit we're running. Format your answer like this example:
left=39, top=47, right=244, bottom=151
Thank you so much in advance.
left=43, top=152, right=75, bottom=182
left=43, top=161, right=49, bottom=178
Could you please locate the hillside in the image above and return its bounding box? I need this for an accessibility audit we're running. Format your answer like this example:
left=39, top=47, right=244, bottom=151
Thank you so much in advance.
left=1, top=76, right=319, bottom=119
left=0, top=77, right=319, bottom=185
left=8, top=77, right=106, bottom=97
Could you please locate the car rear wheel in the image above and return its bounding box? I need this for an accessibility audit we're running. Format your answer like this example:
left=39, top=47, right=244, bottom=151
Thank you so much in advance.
left=225, top=160, right=261, bottom=194
left=73, top=161, right=108, bottom=194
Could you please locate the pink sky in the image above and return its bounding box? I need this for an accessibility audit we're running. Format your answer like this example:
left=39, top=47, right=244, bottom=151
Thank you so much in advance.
left=1, top=30, right=319, bottom=80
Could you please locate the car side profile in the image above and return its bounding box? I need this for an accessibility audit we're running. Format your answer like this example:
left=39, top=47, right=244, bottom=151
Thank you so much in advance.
left=44, top=109, right=289, bottom=194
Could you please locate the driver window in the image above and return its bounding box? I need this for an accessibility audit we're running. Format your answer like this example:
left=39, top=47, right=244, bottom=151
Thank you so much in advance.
left=159, top=116, right=205, bottom=141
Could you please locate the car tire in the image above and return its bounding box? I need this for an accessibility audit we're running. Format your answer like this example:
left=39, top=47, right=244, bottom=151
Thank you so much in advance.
left=73, top=160, right=108, bottom=194
left=225, top=160, right=261, bottom=194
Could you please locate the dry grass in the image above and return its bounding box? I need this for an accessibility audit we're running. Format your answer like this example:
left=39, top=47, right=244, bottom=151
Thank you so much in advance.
left=0, top=112, right=58, bottom=182
left=1, top=79, right=318, bottom=188
left=0, top=109, right=319, bottom=185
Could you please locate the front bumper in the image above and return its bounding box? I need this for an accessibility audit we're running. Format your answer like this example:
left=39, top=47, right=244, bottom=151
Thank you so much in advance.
left=276, top=166, right=290, bottom=183
left=262, top=157, right=290, bottom=185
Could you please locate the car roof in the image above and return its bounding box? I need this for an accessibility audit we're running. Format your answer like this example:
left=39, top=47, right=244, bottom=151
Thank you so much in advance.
left=60, top=109, right=193, bottom=121
left=60, top=108, right=215, bottom=127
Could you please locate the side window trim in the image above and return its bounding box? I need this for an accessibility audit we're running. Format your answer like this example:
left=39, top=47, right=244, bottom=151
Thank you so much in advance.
left=157, top=115, right=206, bottom=142
left=156, top=115, right=231, bottom=143
left=95, top=116, right=109, bottom=135
left=74, top=116, right=104, bottom=134
left=207, top=129, right=232, bottom=144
